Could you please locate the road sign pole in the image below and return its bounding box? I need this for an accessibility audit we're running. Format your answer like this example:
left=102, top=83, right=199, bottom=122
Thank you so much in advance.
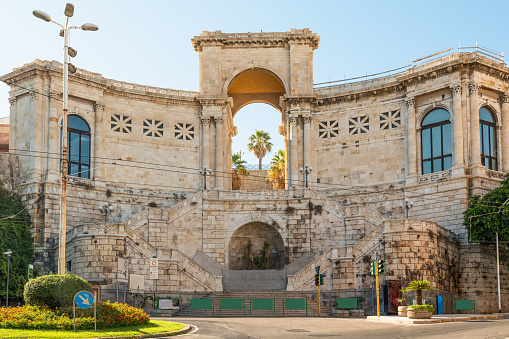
left=376, top=259, right=380, bottom=317
left=318, top=282, right=321, bottom=316
left=94, top=293, right=97, bottom=332
left=73, top=294, right=76, bottom=332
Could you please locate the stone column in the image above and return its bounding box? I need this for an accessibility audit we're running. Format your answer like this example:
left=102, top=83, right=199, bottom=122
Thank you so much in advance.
left=501, top=94, right=509, bottom=171
left=405, top=97, right=417, bottom=179
left=201, top=117, right=211, bottom=187
left=303, top=114, right=312, bottom=185
left=289, top=114, right=299, bottom=187
left=450, top=84, right=465, bottom=171
left=214, top=116, right=225, bottom=189
left=93, top=102, right=105, bottom=181
left=8, top=98, right=16, bottom=153
left=469, top=83, right=482, bottom=170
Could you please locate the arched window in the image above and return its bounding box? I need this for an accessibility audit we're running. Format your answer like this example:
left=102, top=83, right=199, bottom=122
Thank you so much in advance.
left=479, top=107, right=497, bottom=170
left=66, top=115, right=90, bottom=178
left=421, top=108, right=452, bottom=174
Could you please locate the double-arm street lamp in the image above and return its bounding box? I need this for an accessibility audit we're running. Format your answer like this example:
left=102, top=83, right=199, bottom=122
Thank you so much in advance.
left=200, top=166, right=212, bottom=189
left=299, top=164, right=312, bottom=188
left=98, top=202, right=114, bottom=222
left=33, top=3, right=98, bottom=274
left=399, top=198, right=414, bottom=219
left=3, top=249, right=12, bottom=307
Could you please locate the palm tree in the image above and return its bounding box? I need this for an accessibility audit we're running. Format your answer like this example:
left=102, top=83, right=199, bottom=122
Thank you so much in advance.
left=267, top=149, right=285, bottom=189
left=406, top=280, right=433, bottom=305
left=247, top=130, right=273, bottom=170
left=232, top=152, right=249, bottom=190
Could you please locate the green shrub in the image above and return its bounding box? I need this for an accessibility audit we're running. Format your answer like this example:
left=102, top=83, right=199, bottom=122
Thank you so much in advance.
left=408, top=304, right=434, bottom=313
left=24, top=273, right=92, bottom=308
left=0, top=302, right=150, bottom=330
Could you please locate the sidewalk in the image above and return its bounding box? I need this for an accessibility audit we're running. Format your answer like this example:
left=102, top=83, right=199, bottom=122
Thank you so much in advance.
left=366, top=314, right=504, bottom=324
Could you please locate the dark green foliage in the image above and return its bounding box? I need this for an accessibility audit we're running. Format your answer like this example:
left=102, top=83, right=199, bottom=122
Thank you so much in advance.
left=24, top=273, right=92, bottom=308
left=463, top=175, right=509, bottom=244
left=0, top=184, right=35, bottom=305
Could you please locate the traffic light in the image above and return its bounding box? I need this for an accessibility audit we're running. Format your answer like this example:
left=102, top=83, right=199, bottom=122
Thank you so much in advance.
left=320, top=274, right=325, bottom=285
left=370, top=261, right=377, bottom=275
left=378, top=260, right=385, bottom=275
left=314, top=274, right=320, bottom=286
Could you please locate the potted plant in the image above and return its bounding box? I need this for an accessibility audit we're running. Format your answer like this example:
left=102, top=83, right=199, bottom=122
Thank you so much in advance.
left=407, top=304, right=433, bottom=319
left=406, top=280, right=433, bottom=305
left=397, top=287, right=408, bottom=317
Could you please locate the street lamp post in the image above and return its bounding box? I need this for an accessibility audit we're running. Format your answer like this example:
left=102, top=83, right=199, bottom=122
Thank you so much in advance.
left=199, top=166, right=212, bottom=189
left=496, top=197, right=509, bottom=314
left=299, top=164, right=312, bottom=188
left=33, top=3, right=98, bottom=274
left=98, top=202, right=114, bottom=222
left=3, top=249, right=12, bottom=307
left=399, top=198, right=414, bottom=219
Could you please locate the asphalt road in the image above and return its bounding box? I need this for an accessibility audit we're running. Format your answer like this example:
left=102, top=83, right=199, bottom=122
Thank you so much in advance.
left=155, top=317, right=509, bottom=339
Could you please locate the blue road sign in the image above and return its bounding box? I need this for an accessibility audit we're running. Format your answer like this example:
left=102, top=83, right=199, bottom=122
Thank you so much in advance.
left=75, top=291, right=94, bottom=309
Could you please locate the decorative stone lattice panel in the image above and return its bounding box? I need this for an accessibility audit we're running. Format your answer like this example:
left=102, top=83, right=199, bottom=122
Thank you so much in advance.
left=111, top=114, right=132, bottom=133
left=379, top=110, right=401, bottom=130
left=318, top=120, right=339, bottom=138
left=143, top=119, right=163, bottom=137
left=348, top=115, right=369, bottom=134
left=175, top=123, right=195, bottom=140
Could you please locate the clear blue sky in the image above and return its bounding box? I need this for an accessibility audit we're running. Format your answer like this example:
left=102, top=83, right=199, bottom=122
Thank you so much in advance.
left=1, top=0, right=508, bottom=164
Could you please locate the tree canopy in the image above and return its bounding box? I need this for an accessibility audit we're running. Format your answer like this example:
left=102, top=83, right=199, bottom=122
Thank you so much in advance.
left=267, top=149, right=285, bottom=189
left=463, top=175, right=509, bottom=245
left=247, top=130, right=273, bottom=170
left=231, top=151, right=249, bottom=190
left=0, top=183, right=35, bottom=305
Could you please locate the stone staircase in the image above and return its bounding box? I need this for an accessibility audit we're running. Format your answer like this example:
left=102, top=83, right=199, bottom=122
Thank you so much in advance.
left=171, top=291, right=331, bottom=317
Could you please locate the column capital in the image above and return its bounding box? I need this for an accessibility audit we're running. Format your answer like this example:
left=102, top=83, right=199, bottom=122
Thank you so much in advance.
left=29, top=90, right=37, bottom=101
left=303, top=115, right=312, bottom=124
left=449, top=84, right=462, bottom=95
left=469, top=82, right=481, bottom=94
left=8, top=97, right=16, bottom=107
left=201, top=117, right=211, bottom=126
left=501, top=94, right=509, bottom=104
left=214, top=116, right=224, bottom=125
left=288, top=114, right=299, bottom=124
left=94, top=102, right=106, bottom=112
left=405, top=97, right=415, bottom=107
left=46, top=90, right=61, bottom=101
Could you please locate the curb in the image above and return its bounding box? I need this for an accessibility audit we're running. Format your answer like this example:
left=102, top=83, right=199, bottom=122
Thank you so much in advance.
left=366, top=314, right=504, bottom=325
left=99, top=325, right=192, bottom=339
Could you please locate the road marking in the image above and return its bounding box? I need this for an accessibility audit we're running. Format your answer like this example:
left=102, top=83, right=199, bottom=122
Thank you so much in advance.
left=183, top=325, right=199, bottom=335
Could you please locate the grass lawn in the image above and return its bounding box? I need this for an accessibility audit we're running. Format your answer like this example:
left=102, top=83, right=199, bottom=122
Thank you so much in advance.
left=0, top=320, right=187, bottom=339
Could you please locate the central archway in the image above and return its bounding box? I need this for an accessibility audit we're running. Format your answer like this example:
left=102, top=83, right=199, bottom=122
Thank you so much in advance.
left=225, top=67, right=288, bottom=189
left=228, top=222, right=285, bottom=270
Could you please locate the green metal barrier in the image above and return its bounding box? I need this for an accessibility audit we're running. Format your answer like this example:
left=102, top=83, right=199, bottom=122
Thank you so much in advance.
left=454, top=300, right=475, bottom=314
left=250, top=298, right=275, bottom=316
left=283, top=298, right=307, bottom=316
left=189, top=298, right=214, bottom=316
left=220, top=298, right=244, bottom=316
left=336, top=298, right=360, bottom=316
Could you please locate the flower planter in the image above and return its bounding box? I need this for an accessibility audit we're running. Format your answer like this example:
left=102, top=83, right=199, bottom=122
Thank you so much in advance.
left=397, top=306, right=408, bottom=317
left=407, top=309, right=432, bottom=319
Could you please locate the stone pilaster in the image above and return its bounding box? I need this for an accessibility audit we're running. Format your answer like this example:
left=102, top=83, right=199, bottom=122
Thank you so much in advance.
left=303, top=114, right=312, bottom=185
left=201, top=117, right=211, bottom=187
left=288, top=114, right=299, bottom=187
left=214, top=116, right=225, bottom=189
left=93, top=102, right=105, bottom=181
left=405, top=97, right=417, bottom=182
left=8, top=98, right=16, bottom=152
left=501, top=94, right=509, bottom=171
left=450, top=84, right=465, bottom=174
left=469, top=82, right=482, bottom=172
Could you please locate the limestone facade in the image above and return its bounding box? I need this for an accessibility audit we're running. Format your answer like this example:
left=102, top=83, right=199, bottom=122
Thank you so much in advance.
left=1, top=29, right=509, bottom=313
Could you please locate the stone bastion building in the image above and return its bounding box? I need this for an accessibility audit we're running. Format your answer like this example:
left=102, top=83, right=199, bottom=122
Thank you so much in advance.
left=1, top=29, right=509, bottom=314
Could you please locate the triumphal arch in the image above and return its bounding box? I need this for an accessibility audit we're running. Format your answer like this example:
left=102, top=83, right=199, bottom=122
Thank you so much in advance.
left=2, top=29, right=509, bottom=314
